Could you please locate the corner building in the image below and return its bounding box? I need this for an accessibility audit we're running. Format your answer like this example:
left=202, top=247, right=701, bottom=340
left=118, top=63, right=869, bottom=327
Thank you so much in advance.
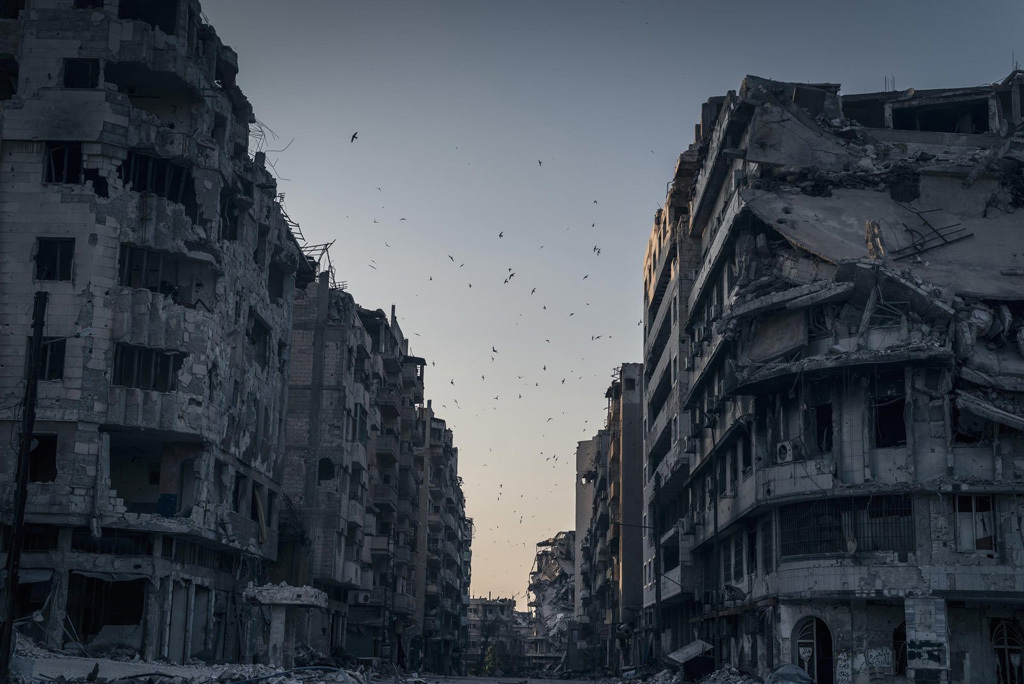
left=644, top=73, right=1024, bottom=684
left=0, top=0, right=313, bottom=663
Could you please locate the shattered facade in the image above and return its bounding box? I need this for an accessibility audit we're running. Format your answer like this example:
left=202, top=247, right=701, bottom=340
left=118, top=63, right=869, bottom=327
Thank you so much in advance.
left=526, top=531, right=575, bottom=671
left=465, top=596, right=523, bottom=675
left=276, top=272, right=373, bottom=658
left=419, top=408, right=472, bottom=675
left=0, top=0, right=316, bottom=664
left=643, top=72, right=1024, bottom=684
left=0, top=1, right=474, bottom=672
left=577, top=364, right=644, bottom=672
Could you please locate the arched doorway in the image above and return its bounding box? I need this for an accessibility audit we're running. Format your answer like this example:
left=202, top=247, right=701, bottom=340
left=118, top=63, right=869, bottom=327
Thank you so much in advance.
left=993, top=620, right=1024, bottom=684
left=893, top=621, right=907, bottom=676
left=793, top=617, right=834, bottom=684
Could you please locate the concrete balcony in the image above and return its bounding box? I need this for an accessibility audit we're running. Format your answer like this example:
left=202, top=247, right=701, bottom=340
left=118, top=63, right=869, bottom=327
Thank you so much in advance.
left=394, top=545, right=412, bottom=565
left=441, top=511, right=456, bottom=530
left=368, top=535, right=391, bottom=557
left=341, top=560, right=362, bottom=588
left=347, top=499, right=364, bottom=526
left=372, top=483, right=398, bottom=511
left=375, top=433, right=399, bottom=462
left=393, top=592, right=415, bottom=615
left=376, top=387, right=401, bottom=417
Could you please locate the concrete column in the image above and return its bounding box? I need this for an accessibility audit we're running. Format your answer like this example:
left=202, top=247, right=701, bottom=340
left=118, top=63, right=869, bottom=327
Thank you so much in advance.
left=905, top=596, right=949, bottom=684
left=268, top=605, right=287, bottom=667
left=43, top=570, right=68, bottom=650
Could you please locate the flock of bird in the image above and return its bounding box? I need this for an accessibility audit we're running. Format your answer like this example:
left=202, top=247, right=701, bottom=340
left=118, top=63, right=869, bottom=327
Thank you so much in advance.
left=348, top=130, right=635, bottom=590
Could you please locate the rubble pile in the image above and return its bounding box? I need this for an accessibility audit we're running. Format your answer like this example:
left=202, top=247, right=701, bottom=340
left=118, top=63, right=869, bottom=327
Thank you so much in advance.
left=697, top=667, right=761, bottom=684
left=529, top=531, right=576, bottom=646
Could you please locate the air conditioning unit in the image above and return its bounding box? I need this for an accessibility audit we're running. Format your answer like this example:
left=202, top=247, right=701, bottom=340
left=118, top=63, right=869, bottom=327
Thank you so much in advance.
left=693, top=510, right=704, bottom=527
left=680, top=514, right=694, bottom=535
left=706, top=395, right=722, bottom=415
left=683, top=356, right=694, bottom=372
left=710, top=303, right=722, bottom=321
left=350, top=591, right=371, bottom=605
left=776, top=440, right=803, bottom=464
left=683, top=435, right=698, bottom=453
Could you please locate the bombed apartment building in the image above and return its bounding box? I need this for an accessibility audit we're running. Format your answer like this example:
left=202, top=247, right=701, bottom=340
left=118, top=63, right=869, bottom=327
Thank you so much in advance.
left=643, top=73, right=1024, bottom=684
left=0, top=0, right=314, bottom=665
left=343, top=304, right=426, bottom=665
left=275, top=270, right=374, bottom=657
left=526, top=531, right=575, bottom=671
left=419, top=408, right=472, bottom=674
left=465, top=596, right=523, bottom=675
left=576, top=364, right=644, bottom=672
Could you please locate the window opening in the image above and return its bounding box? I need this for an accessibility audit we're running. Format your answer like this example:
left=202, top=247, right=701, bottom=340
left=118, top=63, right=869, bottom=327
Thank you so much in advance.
left=118, top=244, right=215, bottom=310
left=0, top=0, right=24, bottom=20
left=318, top=458, right=336, bottom=482
left=44, top=142, right=83, bottom=184
left=993, top=620, right=1024, bottom=684
left=35, top=238, right=75, bottom=281
left=814, top=403, right=833, bottom=454
left=268, top=263, right=286, bottom=302
left=0, top=56, right=17, bottom=99
left=732, top=534, right=742, bottom=581
left=246, top=310, right=270, bottom=370
left=779, top=495, right=914, bottom=557
left=761, top=515, right=773, bottom=572
left=74, top=0, right=104, bottom=7
left=871, top=371, right=907, bottom=448
left=63, top=58, right=99, bottom=88
left=118, top=150, right=197, bottom=221
left=33, top=337, right=66, bottom=381
left=118, top=0, right=177, bottom=34
left=112, top=343, right=186, bottom=392
left=956, top=494, right=995, bottom=553
left=747, top=527, right=757, bottom=575
left=794, top=617, right=834, bottom=684
left=28, top=435, right=58, bottom=483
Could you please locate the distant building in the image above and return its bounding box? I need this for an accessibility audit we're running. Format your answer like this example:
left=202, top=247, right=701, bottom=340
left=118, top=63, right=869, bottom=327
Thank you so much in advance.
left=466, top=597, right=521, bottom=675
left=526, top=531, right=575, bottom=671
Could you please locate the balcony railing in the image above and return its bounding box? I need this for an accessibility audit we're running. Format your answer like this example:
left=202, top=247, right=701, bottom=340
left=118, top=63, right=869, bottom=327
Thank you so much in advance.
left=372, top=484, right=399, bottom=510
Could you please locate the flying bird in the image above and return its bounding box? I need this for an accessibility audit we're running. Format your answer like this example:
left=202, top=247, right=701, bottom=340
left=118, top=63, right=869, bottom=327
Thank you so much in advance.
left=498, top=231, right=504, bottom=238
left=492, top=346, right=498, bottom=353
left=531, top=288, right=536, bottom=295
left=350, top=132, right=358, bottom=142
left=538, top=160, right=542, bottom=167
left=448, top=255, right=455, bottom=262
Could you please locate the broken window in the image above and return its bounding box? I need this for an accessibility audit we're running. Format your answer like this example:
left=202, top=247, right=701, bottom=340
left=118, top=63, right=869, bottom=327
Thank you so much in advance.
left=0, top=0, right=24, bottom=19
left=28, top=434, right=57, bottom=483
left=956, top=495, right=995, bottom=553
left=0, top=56, right=18, bottom=99
left=268, top=263, right=286, bottom=302
left=233, top=473, right=249, bottom=514
left=22, top=524, right=59, bottom=551
left=118, top=244, right=215, bottom=310
left=43, top=142, right=83, bottom=184
left=318, top=458, right=336, bottom=482
left=992, top=620, right=1024, bottom=684
left=740, top=435, right=752, bottom=478
left=74, top=0, right=104, bottom=7
left=779, top=495, right=914, bottom=557
left=246, top=310, right=271, bottom=370
left=118, top=0, right=177, bottom=35
left=721, top=538, right=731, bottom=581
left=112, top=343, right=186, bottom=392
left=63, top=58, right=99, bottom=88
left=870, top=371, right=907, bottom=449
left=71, top=528, right=152, bottom=556
left=219, top=187, right=243, bottom=240
left=118, top=150, right=197, bottom=221
left=32, top=337, right=66, bottom=381
left=35, top=238, right=75, bottom=281
left=952, top=403, right=989, bottom=444
left=66, top=575, right=146, bottom=643
left=892, top=97, right=990, bottom=134
left=813, top=403, right=833, bottom=454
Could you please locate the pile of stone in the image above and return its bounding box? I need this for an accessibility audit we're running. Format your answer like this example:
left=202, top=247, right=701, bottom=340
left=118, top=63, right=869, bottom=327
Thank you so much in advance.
left=697, top=667, right=761, bottom=684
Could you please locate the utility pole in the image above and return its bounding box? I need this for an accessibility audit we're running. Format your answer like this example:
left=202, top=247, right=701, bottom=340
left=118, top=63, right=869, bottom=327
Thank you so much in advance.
left=0, top=292, right=48, bottom=682
left=651, top=476, right=662, bottom=666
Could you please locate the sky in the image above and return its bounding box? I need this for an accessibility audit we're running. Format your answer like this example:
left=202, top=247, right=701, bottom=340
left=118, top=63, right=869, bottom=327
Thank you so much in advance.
left=201, top=0, right=1024, bottom=601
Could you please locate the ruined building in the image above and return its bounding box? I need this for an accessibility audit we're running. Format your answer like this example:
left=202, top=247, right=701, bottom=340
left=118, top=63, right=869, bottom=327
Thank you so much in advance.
left=418, top=408, right=472, bottom=674
left=526, top=531, right=575, bottom=670
left=576, top=365, right=644, bottom=671
left=0, top=0, right=315, bottom=663
left=465, top=596, right=523, bottom=675
left=277, top=272, right=374, bottom=656
left=643, top=72, right=1024, bottom=684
